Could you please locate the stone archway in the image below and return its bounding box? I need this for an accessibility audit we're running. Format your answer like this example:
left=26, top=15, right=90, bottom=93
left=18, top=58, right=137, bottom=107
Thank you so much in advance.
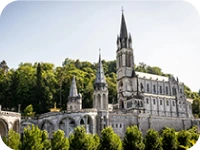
left=59, top=117, right=76, bottom=137
left=13, top=119, right=20, bottom=132
left=80, top=115, right=93, bottom=134
left=0, top=118, right=8, bottom=136
left=40, top=120, right=54, bottom=138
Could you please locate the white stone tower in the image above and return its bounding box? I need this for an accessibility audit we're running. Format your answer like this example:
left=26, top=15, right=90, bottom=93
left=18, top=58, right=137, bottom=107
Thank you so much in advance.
left=93, top=50, right=108, bottom=110
left=67, top=76, right=82, bottom=111
left=116, top=10, right=138, bottom=109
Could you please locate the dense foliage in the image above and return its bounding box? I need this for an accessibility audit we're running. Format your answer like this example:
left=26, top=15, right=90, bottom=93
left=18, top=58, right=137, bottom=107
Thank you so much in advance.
left=99, top=126, right=122, bottom=150
left=69, top=126, right=99, bottom=150
left=144, top=128, right=163, bottom=150
left=123, top=125, right=145, bottom=150
left=3, top=125, right=199, bottom=150
left=0, top=60, right=199, bottom=116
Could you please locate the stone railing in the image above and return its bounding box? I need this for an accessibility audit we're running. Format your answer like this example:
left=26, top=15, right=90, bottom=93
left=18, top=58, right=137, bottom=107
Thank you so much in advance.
left=38, top=109, right=98, bottom=119
left=0, top=110, right=21, bottom=117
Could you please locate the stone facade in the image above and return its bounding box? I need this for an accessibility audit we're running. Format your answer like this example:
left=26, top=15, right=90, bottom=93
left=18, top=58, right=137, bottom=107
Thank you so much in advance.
left=20, top=11, right=200, bottom=138
left=0, top=109, right=21, bottom=136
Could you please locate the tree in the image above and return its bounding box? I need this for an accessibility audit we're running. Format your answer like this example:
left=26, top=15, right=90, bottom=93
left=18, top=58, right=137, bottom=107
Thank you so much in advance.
left=20, top=124, right=50, bottom=150
left=161, top=127, right=178, bottom=150
left=3, top=129, right=21, bottom=150
left=123, top=125, right=145, bottom=150
left=0, top=60, right=9, bottom=73
left=69, top=126, right=98, bottom=150
left=144, top=129, right=162, bottom=150
left=23, top=104, right=35, bottom=117
left=51, top=130, right=69, bottom=150
left=99, top=126, right=122, bottom=150
left=177, top=130, right=191, bottom=150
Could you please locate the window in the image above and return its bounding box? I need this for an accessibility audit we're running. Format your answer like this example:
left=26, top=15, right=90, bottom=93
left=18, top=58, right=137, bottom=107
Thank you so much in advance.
left=147, top=84, right=149, bottom=92
left=172, top=87, right=177, bottom=95
left=166, top=100, right=169, bottom=106
left=140, top=101, right=143, bottom=107
left=116, top=124, right=118, bottom=128
left=160, top=86, right=162, bottom=94
left=166, top=86, right=168, bottom=95
left=180, top=89, right=182, bottom=94
left=173, top=101, right=175, bottom=106
left=153, top=85, right=156, bottom=93
left=120, top=124, right=122, bottom=128
left=140, top=83, right=144, bottom=91
left=153, top=99, right=156, bottom=105
left=160, top=100, right=162, bottom=105
left=146, top=98, right=149, bottom=104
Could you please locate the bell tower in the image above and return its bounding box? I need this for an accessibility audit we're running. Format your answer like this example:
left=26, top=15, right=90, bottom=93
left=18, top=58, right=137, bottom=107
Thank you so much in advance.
left=116, top=10, right=136, bottom=109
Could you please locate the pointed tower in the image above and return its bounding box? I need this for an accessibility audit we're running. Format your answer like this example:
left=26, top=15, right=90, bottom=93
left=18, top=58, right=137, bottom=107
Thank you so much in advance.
left=116, top=9, right=136, bottom=109
left=93, top=50, right=108, bottom=110
left=67, top=76, right=82, bottom=111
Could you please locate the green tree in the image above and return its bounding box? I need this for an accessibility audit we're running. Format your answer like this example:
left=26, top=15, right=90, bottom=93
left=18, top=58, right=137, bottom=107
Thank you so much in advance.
left=144, top=129, right=162, bottom=150
left=20, top=125, right=50, bottom=150
left=23, top=104, right=35, bottom=117
left=123, top=125, right=145, bottom=150
left=177, top=130, right=191, bottom=150
left=51, top=130, right=69, bottom=150
left=3, top=129, right=21, bottom=150
left=161, top=127, right=178, bottom=150
left=187, top=126, right=199, bottom=142
left=69, top=126, right=98, bottom=150
left=99, top=126, right=122, bottom=150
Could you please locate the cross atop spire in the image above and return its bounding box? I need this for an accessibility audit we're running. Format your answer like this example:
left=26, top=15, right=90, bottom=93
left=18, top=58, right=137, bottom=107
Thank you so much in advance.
left=121, top=6, right=124, bottom=13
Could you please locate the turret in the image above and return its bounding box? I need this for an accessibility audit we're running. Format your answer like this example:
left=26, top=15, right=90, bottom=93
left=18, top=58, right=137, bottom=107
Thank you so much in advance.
left=67, top=76, right=82, bottom=111
left=93, top=50, right=108, bottom=110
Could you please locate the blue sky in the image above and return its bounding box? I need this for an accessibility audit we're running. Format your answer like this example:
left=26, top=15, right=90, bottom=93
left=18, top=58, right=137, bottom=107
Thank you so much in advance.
left=0, top=1, right=200, bottom=92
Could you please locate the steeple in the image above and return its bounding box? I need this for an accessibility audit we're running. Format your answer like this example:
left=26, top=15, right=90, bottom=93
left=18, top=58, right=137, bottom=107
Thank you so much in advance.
left=117, top=8, right=132, bottom=49
left=69, top=76, right=78, bottom=97
left=93, top=50, right=108, bottom=111
left=94, top=49, right=107, bottom=87
left=67, top=76, right=82, bottom=111
left=120, top=10, right=128, bottom=40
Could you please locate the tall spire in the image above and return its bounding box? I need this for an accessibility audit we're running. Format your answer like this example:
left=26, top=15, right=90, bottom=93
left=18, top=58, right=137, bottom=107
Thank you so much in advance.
left=69, top=76, right=78, bottom=97
left=120, top=8, right=128, bottom=39
left=94, top=49, right=106, bottom=85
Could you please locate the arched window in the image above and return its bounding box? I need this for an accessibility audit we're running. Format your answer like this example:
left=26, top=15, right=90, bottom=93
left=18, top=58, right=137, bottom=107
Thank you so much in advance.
left=160, top=86, right=162, bottom=94
left=166, top=100, right=169, bottom=106
left=172, top=87, right=177, bottom=95
left=103, top=94, right=106, bottom=109
left=146, top=98, right=149, bottom=104
left=153, top=99, right=156, bottom=105
left=126, top=52, right=128, bottom=66
left=153, top=85, right=156, bottom=93
left=98, top=94, right=101, bottom=109
left=147, top=84, right=149, bottom=92
left=140, top=83, right=144, bottom=92
left=129, top=53, right=132, bottom=67
left=70, top=106, right=73, bottom=111
left=166, top=86, right=169, bottom=95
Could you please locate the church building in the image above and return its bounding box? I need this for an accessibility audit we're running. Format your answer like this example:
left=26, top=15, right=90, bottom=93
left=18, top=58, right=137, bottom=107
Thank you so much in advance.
left=20, top=11, right=199, bottom=138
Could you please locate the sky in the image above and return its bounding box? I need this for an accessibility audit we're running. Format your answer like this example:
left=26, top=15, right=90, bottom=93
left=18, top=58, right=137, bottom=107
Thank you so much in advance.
left=0, top=0, right=200, bottom=92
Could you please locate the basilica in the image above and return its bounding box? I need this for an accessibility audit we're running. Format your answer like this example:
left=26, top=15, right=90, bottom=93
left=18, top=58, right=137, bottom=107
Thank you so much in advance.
left=1, top=11, right=199, bottom=138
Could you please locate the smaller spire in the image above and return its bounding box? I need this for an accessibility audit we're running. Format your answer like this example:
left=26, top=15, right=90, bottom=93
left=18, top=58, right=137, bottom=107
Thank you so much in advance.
left=94, top=50, right=106, bottom=85
left=69, top=76, right=78, bottom=97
